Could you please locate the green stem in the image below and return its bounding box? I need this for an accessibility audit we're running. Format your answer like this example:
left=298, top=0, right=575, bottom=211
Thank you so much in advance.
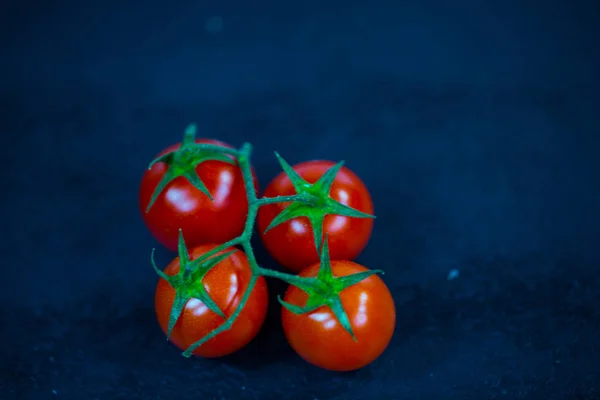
left=192, top=143, right=241, bottom=158
left=256, top=266, right=311, bottom=287
left=257, top=195, right=309, bottom=205
left=191, top=236, right=242, bottom=264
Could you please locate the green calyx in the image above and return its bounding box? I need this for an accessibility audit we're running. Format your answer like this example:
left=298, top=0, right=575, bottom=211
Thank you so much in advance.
left=276, top=236, right=382, bottom=341
left=151, top=230, right=236, bottom=339
left=145, top=124, right=240, bottom=213
left=263, top=152, right=375, bottom=253
left=148, top=122, right=388, bottom=358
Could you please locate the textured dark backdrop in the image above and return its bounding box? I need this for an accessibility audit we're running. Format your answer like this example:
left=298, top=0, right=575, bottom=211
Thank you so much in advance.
left=1, top=0, right=599, bottom=399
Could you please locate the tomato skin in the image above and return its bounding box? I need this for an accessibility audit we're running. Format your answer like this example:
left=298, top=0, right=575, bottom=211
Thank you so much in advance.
left=281, top=260, right=395, bottom=371
left=257, top=160, right=374, bottom=272
left=139, top=139, right=258, bottom=252
left=154, top=244, right=268, bottom=358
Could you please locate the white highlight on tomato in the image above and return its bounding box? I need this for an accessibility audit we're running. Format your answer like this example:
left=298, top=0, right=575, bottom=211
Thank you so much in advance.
left=337, top=189, right=349, bottom=205
left=290, top=219, right=308, bottom=234
left=226, top=273, right=239, bottom=304
left=213, top=170, right=233, bottom=204
left=354, top=292, right=369, bottom=327
left=309, top=311, right=337, bottom=330
left=187, top=298, right=208, bottom=316
left=329, top=216, right=347, bottom=232
left=166, top=187, right=198, bottom=212
left=328, top=189, right=350, bottom=232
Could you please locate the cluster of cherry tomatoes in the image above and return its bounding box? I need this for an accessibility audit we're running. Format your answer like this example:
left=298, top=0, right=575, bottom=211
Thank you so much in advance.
left=138, top=128, right=396, bottom=372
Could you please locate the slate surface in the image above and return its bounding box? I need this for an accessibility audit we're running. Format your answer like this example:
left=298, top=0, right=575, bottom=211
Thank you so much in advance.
left=1, top=1, right=599, bottom=399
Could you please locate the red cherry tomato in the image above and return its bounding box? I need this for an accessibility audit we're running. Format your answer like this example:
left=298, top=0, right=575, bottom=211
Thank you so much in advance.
left=139, top=139, right=257, bottom=252
left=257, top=160, right=374, bottom=272
left=154, top=244, right=268, bottom=358
left=281, top=260, right=395, bottom=371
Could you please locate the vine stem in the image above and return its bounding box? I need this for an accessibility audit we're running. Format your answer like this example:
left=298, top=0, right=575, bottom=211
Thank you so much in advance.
left=181, top=142, right=305, bottom=357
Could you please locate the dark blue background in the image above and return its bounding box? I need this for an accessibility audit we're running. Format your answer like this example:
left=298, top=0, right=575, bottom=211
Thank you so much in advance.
left=1, top=0, right=599, bottom=399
